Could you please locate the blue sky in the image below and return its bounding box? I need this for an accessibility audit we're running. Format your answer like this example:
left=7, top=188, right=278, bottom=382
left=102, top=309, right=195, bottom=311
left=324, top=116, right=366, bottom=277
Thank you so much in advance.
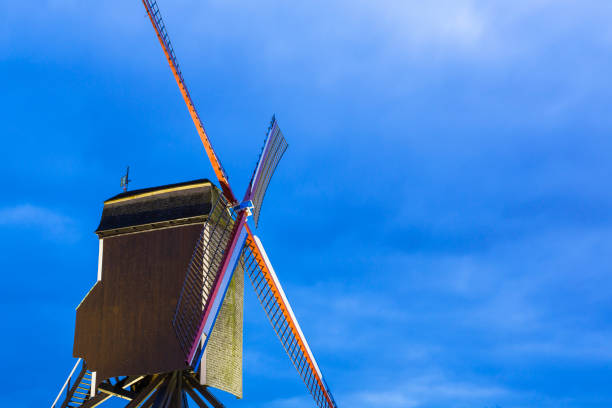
left=1, top=1, right=612, bottom=407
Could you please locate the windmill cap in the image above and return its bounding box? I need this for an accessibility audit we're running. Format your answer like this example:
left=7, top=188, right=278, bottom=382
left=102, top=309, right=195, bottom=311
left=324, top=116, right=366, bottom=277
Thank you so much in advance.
left=95, top=178, right=220, bottom=237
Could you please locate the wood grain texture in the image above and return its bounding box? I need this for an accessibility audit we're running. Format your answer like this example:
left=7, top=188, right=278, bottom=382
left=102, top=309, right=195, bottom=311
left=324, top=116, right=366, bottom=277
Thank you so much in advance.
left=74, top=224, right=202, bottom=382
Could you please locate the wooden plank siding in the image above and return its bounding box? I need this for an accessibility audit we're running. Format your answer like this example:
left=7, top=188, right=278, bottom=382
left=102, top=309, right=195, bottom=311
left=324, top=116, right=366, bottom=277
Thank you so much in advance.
left=73, top=180, right=218, bottom=383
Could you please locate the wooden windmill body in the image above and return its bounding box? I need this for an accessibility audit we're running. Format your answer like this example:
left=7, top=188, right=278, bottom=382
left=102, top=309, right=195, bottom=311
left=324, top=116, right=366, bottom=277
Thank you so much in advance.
left=50, top=1, right=338, bottom=408
left=74, top=181, right=243, bottom=397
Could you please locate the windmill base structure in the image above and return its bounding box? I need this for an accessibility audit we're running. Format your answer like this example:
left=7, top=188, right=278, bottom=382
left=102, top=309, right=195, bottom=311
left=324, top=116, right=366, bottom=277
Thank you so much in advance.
left=53, top=365, right=226, bottom=408
left=50, top=1, right=339, bottom=407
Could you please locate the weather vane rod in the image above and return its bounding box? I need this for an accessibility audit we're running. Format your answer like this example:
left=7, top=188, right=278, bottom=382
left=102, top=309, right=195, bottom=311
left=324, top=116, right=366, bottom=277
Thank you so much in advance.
left=120, top=166, right=131, bottom=192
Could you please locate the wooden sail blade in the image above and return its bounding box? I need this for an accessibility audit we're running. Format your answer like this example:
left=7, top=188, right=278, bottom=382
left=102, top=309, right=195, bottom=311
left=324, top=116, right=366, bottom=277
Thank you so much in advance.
left=172, top=194, right=234, bottom=362
left=241, top=233, right=338, bottom=408
left=189, top=217, right=247, bottom=367
left=172, top=193, right=248, bottom=367
left=141, top=0, right=236, bottom=202
left=244, top=116, right=288, bottom=227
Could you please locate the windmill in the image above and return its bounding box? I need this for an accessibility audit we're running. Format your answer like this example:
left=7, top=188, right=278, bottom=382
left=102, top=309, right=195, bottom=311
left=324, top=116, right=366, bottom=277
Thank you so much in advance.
left=50, top=1, right=338, bottom=408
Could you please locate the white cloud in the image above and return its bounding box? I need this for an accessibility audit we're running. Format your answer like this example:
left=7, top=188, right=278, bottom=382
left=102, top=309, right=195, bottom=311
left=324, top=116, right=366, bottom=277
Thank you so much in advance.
left=3, top=0, right=603, bottom=66
left=0, top=204, right=78, bottom=241
left=499, top=329, right=612, bottom=361
left=340, top=373, right=510, bottom=408
left=267, top=396, right=312, bottom=408
left=357, top=390, right=419, bottom=407
left=266, top=375, right=510, bottom=408
left=357, top=0, right=488, bottom=50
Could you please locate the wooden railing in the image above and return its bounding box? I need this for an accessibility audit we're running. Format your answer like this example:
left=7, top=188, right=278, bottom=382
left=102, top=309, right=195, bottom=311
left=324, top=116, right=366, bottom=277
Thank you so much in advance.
left=51, top=358, right=83, bottom=408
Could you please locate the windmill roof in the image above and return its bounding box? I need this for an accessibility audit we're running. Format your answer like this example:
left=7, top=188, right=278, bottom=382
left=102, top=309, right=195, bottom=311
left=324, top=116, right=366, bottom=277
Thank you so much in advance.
left=96, top=178, right=218, bottom=237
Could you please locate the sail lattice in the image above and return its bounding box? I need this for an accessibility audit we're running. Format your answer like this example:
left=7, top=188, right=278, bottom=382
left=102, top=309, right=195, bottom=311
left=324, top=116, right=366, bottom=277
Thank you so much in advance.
left=241, top=234, right=337, bottom=408
left=172, top=194, right=235, bottom=361
left=247, top=117, right=288, bottom=227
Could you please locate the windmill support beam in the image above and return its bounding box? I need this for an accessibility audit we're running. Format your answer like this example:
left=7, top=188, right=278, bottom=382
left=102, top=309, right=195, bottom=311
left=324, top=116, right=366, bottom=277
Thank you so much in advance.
left=118, top=375, right=147, bottom=389
left=80, top=393, right=112, bottom=408
left=55, top=370, right=229, bottom=408
left=184, top=374, right=224, bottom=408
left=141, top=389, right=162, bottom=408
left=125, top=375, right=165, bottom=408
left=184, top=386, right=210, bottom=408
left=98, top=383, right=137, bottom=400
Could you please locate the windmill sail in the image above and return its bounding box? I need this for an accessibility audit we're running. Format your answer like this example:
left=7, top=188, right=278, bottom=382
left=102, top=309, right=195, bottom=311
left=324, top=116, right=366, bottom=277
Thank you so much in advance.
left=172, top=191, right=248, bottom=398
left=140, top=2, right=338, bottom=406
left=241, top=234, right=338, bottom=408
left=246, top=117, right=288, bottom=227
left=171, top=193, right=247, bottom=364
left=142, top=0, right=235, bottom=202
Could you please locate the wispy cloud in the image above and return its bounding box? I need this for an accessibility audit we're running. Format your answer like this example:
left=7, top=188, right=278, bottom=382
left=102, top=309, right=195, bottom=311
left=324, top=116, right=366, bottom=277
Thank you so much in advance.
left=268, top=222, right=612, bottom=407
left=0, top=204, right=78, bottom=241
left=270, top=379, right=506, bottom=408
left=266, top=396, right=312, bottom=408
left=3, top=1, right=612, bottom=406
left=333, top=373, right=510, bottom=408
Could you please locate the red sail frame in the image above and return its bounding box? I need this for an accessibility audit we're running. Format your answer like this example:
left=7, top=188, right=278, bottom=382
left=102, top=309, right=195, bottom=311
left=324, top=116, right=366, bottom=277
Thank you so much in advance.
left=241, top=234, right=337, bottom=408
